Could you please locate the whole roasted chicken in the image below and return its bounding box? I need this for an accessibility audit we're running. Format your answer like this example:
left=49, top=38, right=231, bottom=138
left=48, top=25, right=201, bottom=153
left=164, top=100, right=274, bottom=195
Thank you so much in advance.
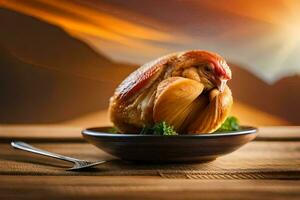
left=109, top=50, right=233, bottom=134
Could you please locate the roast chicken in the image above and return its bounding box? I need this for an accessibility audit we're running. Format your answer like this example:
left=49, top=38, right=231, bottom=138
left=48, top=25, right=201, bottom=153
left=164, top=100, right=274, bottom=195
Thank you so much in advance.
left=109, top=50, right=233, bottom=134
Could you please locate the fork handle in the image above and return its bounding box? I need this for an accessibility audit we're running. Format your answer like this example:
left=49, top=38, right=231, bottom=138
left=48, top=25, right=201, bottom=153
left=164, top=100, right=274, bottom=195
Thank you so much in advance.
left=11, top=141, right=83, bottom=164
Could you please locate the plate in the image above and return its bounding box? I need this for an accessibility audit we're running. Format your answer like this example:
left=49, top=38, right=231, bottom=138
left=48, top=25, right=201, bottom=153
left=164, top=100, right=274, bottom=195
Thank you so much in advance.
left=82, top=126, right=257, bottom=163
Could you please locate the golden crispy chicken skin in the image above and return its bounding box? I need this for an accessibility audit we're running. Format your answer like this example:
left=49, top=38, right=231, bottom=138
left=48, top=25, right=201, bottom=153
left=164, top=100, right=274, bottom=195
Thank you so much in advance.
left=109, top=50, right=232, bottom=134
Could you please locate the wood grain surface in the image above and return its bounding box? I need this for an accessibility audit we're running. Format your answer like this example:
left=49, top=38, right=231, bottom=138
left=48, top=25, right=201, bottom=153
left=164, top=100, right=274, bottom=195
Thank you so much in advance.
left=0, top=126, right=300, bottom=199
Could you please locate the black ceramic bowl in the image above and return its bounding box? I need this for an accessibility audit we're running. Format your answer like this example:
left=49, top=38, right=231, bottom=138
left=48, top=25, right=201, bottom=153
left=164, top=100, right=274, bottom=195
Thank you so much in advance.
left=82, top=126, right=257, bottom=163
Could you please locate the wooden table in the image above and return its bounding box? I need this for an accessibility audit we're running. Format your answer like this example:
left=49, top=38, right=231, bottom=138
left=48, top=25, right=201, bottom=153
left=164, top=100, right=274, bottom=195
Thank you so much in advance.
left=0, top=126, right=300, bottom=200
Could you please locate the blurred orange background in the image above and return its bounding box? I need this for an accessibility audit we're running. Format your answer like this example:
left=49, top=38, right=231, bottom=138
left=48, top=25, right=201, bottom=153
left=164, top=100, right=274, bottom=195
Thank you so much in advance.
left=0, top=0, right=299, bottom=128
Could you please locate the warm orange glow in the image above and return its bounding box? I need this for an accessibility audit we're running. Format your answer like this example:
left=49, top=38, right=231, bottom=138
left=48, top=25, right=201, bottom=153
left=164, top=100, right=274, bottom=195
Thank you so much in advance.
left=1, top=0, right=183, bottom=55
left=201, top=0, right=287, bottom=25
left=1, top=0, right=300, bottom=81
left=195, top=0, right=300, bottom=81
left=39, top=0, right=173, bottom=41
left=202, top=1, right=300, bottom=38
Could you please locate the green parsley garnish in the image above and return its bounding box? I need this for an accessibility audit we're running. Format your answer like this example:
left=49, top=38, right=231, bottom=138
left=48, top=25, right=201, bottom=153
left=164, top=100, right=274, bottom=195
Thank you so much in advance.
left=216, top=116, right=240, bottom=132
left=140, top=121, right=178, bottom=136
left=107, top=126, right=119, bottom=133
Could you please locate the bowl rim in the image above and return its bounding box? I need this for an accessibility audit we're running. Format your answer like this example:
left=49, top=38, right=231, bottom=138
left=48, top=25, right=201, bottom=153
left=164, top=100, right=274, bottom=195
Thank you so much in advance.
left=82, top=126, right=258, bottom=138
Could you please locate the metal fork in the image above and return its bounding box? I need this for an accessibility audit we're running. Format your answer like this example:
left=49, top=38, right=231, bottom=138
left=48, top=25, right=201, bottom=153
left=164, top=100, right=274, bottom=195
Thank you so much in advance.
left=11, top=141, right=106, bottom=171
